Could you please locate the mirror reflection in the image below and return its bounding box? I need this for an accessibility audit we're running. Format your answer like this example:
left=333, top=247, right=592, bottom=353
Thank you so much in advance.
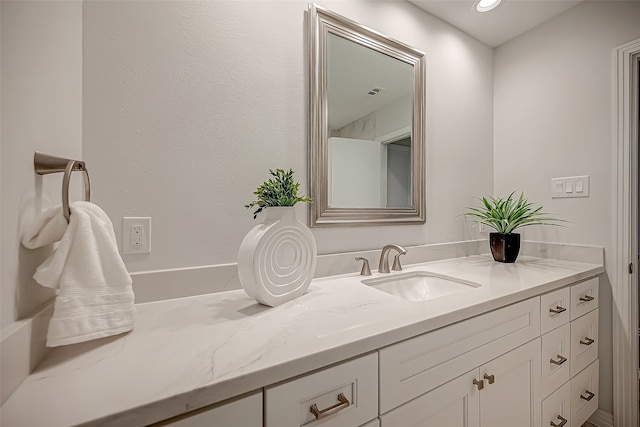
left=309, top=4, right=426, bottom=227
left=327, top=33, right=413, bottom=209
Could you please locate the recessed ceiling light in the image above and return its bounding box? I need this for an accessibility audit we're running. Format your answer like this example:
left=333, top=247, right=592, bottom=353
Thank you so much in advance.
left=475, top=0, right=502, bottom=13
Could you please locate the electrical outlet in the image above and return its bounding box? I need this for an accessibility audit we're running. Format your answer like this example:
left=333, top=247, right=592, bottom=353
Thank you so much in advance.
left=122, top=217, right=151, bottom=254
left=130, top=225, right=143, bottom=247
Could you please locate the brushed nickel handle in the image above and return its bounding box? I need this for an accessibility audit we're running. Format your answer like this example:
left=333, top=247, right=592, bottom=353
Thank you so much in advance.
left=549, top=306, right=567, bottom=314
left=391, top=253, right=404, bottom=271
left=483, top=373, right=495, bottom=384
left=550, top=415, right=568, bottom=427
left=355, top=257, right=371, bottom=276
left=579, top=295, right=595, bottom=302
left=580, top=390, right=595, bottom=401
left=473, top=378, right=484, bottom=390
left=580, top=337, right=595, bottom=346
left=309, top=393, right=350, bottom=420
left=550, top=354, right=568, bottom=366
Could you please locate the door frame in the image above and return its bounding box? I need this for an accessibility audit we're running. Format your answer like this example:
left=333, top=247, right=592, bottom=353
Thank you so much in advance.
left=613, top=37, right=640, bottom=427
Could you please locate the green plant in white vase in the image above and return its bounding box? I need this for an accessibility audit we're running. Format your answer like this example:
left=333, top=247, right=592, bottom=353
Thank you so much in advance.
left=464, top=192, right=563, bottom=263
left=245, top=168, right=312, bottom=219
left=238, top=168, right=316, bottom=307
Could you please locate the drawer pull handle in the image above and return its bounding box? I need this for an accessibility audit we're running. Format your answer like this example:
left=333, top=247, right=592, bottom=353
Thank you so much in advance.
left=550, top=354, right=568, bottom=366
left=310, top=393, right=350, bottom=420
left=550, top=415, right=568, bottom=427
left=580, top=337, right=595, bottom=346
left=549, top=306, right=567, bottom=315
left=580, top=390, right=596, bottom=401
left=483, top=373, right=495, bottom=384
left=473, top=378, right=484, bottom=390
left=579, top=295, right=595, bottom=302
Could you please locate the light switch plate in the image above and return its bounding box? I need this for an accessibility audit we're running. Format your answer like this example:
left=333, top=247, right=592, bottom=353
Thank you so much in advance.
left=551, top=176, right=590, bottom=198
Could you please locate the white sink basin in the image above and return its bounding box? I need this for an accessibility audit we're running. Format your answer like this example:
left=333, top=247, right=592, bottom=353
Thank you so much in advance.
left=361, top=271, right=481, bottom=301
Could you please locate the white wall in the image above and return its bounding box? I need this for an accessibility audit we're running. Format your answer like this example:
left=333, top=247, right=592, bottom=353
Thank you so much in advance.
left=0, top=1, right=83, bottom=330
left=494, top=1, right=640, bottom=415
left=82, top=0, right=494, bottom=273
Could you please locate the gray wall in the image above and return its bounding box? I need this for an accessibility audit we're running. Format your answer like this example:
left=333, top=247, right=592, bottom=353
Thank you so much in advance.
left=494, top=0, right=640, bottom=414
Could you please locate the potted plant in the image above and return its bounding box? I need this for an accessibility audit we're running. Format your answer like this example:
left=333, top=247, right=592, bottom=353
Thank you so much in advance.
left=238, top=169, right=316, bottom=307
left=244, top=168, right=312, bottom=219
left=464, top=192, right=563, bottom=263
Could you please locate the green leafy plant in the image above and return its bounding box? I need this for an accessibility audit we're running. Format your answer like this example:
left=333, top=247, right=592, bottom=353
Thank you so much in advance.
left=245, top=169, right=312, bottom=219
left=464, top=192, right=563, bottom=234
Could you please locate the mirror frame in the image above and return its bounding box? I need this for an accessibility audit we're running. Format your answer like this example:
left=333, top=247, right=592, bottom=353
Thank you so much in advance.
left=308, top=3, right=426, bottom=227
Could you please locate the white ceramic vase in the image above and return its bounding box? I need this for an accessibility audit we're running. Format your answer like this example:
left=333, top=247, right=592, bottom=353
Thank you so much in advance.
left=237, top=206, right=317, bottom=307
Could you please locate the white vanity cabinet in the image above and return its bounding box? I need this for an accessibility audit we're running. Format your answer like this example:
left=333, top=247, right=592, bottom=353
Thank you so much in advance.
left=155, top=277, right=600, bottom=427
left=379, top=324, right=541, bottom=427
left=158, top=391, right=262, bottom=427
left=377, top=277, right=599, bottom=427
left=378, top=297, right=541, bottom=414
left=540, top=277, right=599, bottom=427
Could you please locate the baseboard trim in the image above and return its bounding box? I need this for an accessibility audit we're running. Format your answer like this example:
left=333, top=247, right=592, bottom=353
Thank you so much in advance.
left=589, top=409, right=614, bottom=427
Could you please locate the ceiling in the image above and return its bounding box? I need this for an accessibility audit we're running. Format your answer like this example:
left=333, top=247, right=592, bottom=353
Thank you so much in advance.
left=408, top=0, right=585, bottom=47
left=328, top=33, right=412, bottom=130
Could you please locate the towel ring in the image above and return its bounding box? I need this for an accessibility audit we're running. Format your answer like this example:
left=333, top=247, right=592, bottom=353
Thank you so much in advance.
left=62, top=160, right=91, bottom=223
left=34, top=152, right=91, bottom=223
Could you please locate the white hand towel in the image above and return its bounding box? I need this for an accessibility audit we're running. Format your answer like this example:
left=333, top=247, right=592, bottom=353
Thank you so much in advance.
left=22, top=201, right=135, bottom=347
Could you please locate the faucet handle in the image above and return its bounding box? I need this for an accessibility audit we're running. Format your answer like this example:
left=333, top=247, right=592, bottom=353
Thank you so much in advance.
left=391, top=253, right=404, bottom=271
left=355, top=257, right=372, bottom=276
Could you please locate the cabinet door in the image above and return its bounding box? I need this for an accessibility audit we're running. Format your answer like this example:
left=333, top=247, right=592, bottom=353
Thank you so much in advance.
left=380, top=369, right=480, bottom=427
left=480, top=339, right=541, bottom=427
left=160, top=391, right=262, bottom=426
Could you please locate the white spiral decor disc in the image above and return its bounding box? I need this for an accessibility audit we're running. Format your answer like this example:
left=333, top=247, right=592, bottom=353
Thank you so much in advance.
left=238, top=207, right=317, bottom=307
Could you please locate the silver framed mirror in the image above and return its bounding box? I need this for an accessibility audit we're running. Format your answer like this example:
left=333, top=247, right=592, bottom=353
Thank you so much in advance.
left=308, top=3, right=426, bottom=227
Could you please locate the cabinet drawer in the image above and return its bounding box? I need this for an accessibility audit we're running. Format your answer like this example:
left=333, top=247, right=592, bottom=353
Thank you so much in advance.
left=159, top=391, right=262, bottom=426
left=379, top=297, right=540, bottom=413
left=541, top=323, right=571, bottom=398
left=570, top=278, right=598, bottom=321
left=542, top=382, right=571, bottom=427
left=541, top=287, right=570, bottom=334
left=361, top=419, right=380, bottom=427
left=570, top=359, right=599, bottom=427
left=570, top=309, right=598, bottom=377
left=265, top=353, right=377, bottom=427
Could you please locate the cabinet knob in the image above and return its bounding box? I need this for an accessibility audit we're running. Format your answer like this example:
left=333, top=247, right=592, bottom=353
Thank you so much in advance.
left=550, top=415, right=568, bottom=427
left=483, top=373, right=495, bottom=384
left=580, top=390, right=596, bottom=401
left=473, top=378, right=484, bottom=390
left=550, top=354, right=568, bottom=366
left=549, top=305, right=567, bottom=315
left=580, top=337, right=595, bottom=346
left=309, top=393, right=350, bottom=420
left=579, top=295, right=595, bottom=302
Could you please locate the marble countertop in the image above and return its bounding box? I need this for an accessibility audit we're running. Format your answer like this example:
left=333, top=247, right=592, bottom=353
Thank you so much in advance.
left=1, top=254, right=604, bottom=427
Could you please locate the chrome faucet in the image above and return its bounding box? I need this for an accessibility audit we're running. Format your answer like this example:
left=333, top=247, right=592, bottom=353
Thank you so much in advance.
left=378, top=244, right=407, bottom=274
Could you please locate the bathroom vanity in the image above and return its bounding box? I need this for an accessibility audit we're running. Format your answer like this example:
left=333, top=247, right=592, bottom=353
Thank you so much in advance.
left=0, top=254, right=603, bottom=427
